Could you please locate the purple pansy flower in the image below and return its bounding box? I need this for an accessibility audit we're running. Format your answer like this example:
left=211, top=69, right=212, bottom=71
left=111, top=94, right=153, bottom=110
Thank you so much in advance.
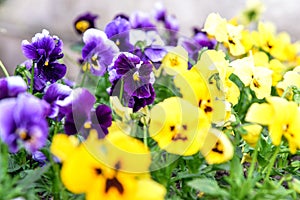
left=0, top=93, right=50, bottom=153
left=21, top=29, right=67, bottom=91
left=43, top=83, right=72, bottom=118
left=179, top=31, right=216, bottom=62
left=82, top=28, right=119, bottom=76
left=56, top=88, right=112, bottom=138
left=74, top=12, right=98, bottom=34
left=130, top=11, right=156, bottom=29
left=153, top=2, right=166, bottom=22
left=108, top=53, right=155, bottom=111
left=0, top=76, right=27, bottom=100
left=105, top=16, right=133, bottom=51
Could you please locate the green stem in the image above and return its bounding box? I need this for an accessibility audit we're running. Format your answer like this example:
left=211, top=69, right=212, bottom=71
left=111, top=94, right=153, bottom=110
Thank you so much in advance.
left=0, top=140, right=9, bottom=178
left=0, top=60, right=9, bottom=77
left=265, top=145, right=280, bottom=181
left=215, top=42, right=220, bottom=51
left=80, top=70, right=88, bottom=87
left=30, top=62, right=35, bottom=94
left=247, top=143, right=259, bottom=180
left=119, top=78, right=124, bottom=103
left=142, top=117, right=148, bottom=147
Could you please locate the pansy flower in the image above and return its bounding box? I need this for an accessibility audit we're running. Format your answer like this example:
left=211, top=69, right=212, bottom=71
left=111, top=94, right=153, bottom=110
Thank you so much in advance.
left=231, top=54, right=272, bottom=99
left=149, top=97, right=210, bottom=156
left=202, top=13, right=245, bottom=56
left=200, top=128, right=234, bottom=164
left=276, top=66, right=300, bottom=96
left=160, top=46, right=189, bottom=76
left=21, top=29, right=67, bottom=91
left=129, top=11, right=156, bottom=29
left=82, top=28, right=119, bottom=76
left=56, top=88, right=112, bottom=137
left=108, top=52, right=155, bottom=112
left=246, top=97, right=300, bottom=154
left=74, top=12, right=98, bottom=34
left=43, top=83, right=72, bottom=118
left=104, top=16, right=133, bottom=51
left=50, top=126, right=166, bottom=199
left=240, top=124, right=263, bottom=148
left=0, top=76, right=27, bottom=100
left=0, top=93, right=49, bottom=153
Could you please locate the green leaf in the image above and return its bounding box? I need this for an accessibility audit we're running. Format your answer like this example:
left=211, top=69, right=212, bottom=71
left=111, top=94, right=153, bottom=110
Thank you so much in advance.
left=187, top=178, right=228, bottom=197
left=17, top=164, right=50, bottom=190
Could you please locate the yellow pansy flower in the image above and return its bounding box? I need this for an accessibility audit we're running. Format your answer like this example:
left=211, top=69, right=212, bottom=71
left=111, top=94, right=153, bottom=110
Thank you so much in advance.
left=50, top=130, right=166, bottom=199
left=202, top=13, right=245, bottom=56
left=149, top=97, right=210, bottom=156
left=277, top=66, right=300, bottom=96
left=174, top=50, right=234, bottom=124
left=231, top=54, right=272, bottom=99
left=241, top=124, right=263, bottom=147
left=160, top=46, right=188, bottom=76
left=200, top=128, right=234, bottom=164
left=246, top=97, right=300, bottom=154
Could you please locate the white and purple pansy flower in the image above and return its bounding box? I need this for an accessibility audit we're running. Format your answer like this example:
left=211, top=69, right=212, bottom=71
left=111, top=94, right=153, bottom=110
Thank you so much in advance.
left=82, top=28, right=119, bottom=76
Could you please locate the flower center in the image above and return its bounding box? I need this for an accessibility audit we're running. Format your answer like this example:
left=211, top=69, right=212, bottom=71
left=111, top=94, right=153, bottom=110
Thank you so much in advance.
left=169, top=56, right=179, bottom=67
left=212, top=141, right=224, bottom=154
left=105, top=177, right=124, bottom=194
left=75, top=20, right=90, bottom=33
left=17, top=128, right=31, bottom=141
left=133, top=71, right=140, bottom=82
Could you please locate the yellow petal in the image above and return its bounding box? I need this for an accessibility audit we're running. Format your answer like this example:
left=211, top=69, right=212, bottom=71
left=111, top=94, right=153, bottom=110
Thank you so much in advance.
left=245, top=102, right=273, bottom=125
left=134, top=179, right=166, bottom=200
left=200, top=128, right=234, bottom=164
left=50, top=134, right=79, bottom=162
left=241, top=124, right=262, bottom=147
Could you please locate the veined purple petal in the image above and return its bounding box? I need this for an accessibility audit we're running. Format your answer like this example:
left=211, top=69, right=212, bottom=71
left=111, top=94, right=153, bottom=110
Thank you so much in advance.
left=144, top=46, right=167, bottom=62
left=131, top=84, right=155, bottom=112
left=111, top=53, right=140, bottom=75
left=90, top=104, right=112, bottom=137
left=21, top=41, right=39, bottom=60
left=105, top=16, right=131, bottom=38
left=43, top=83, right=72, bottom=103
left=41, top=62, right=67, bottom=83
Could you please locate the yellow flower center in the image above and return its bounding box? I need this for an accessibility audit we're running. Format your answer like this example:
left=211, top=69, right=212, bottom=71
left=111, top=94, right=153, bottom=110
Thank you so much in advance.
left=252, top=79, right=260, bottom=88
left=133, top=71, right=140, bottom=82
left=84, top=121, right=92, bottom=129
left=212, top=141, right=224, bottom=154
left=45, top=60, right=49, bottom=66
left=17, top=129, right=31, bottom=141
left=75, top=20, right=90, bottom=33
left=169, top=56, right=179, bottom=67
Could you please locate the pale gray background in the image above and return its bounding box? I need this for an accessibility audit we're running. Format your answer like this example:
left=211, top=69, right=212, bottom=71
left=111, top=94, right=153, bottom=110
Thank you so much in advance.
left=0, top=0, right=299, bottom=79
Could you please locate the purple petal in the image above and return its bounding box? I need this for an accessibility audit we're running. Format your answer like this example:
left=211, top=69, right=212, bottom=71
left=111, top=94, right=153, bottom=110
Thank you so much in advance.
left=21, top=41, right=39, bottom=60
left=41, top=62, right=67, bottom=83
left=0, top=98, right=17, bottom=142
left=43, top=83, right=72, bottom=103
left=144, top=47, right=167, bottom=62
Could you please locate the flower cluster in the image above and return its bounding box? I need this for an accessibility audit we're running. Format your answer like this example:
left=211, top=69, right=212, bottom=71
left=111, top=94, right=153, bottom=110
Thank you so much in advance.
left=1, top=1, right=300, bottom=199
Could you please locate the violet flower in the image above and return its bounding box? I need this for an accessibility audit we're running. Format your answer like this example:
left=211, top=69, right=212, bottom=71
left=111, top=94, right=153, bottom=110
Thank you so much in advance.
left=74, top=12, right=98, bottom=34
left=56, top=88, right=112, bottom=138
left=105, top=16, right=134, bottom=51
left=0, top=93, right=50, bottom=153
left=21, top=29, right=67, bottom=91
left=43, top=83, right=72, bottom=118
left=0, top=76, right=27, bottom=100
left=130, top=11, right=156, bottom=29
left=108, top=52, right=155, bottom=112
left=82, top=28, right=119, bottom=76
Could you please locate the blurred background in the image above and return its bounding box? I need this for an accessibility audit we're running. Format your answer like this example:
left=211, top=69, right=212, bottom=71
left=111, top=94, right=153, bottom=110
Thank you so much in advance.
left=0, top=0, right=300, bottom=79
